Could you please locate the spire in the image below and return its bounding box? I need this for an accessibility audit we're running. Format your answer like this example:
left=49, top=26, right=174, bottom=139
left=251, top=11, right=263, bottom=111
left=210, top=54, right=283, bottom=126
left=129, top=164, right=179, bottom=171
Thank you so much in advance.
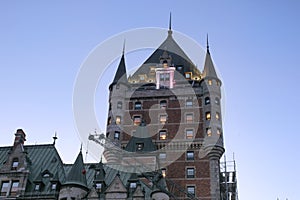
left=168, top=12, right=172, bottom=36
left=52, top=132, right=58, bottom=145
left=111, top=44, right=128, bottom=86
left=206, top=33, right=210, bottom=54
left=65, top=150, right=88, bottom=189
left=202, top=37, right=219, bottom=80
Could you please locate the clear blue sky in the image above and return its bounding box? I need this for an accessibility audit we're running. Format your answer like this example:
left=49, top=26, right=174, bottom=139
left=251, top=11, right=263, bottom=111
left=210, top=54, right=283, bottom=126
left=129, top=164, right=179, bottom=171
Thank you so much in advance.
left=0, top=1, right=299, bottom=199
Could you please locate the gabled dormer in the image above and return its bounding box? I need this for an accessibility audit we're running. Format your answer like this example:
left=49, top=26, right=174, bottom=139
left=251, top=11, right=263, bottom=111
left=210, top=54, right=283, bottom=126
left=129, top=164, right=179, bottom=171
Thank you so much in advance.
left=105, top=173, right=127, bottom=200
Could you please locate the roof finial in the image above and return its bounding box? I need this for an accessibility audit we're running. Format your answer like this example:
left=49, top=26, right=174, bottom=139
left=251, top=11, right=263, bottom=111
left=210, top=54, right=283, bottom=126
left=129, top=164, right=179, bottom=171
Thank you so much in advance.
left=80, top=143, right=83, bottom=152
left=168, top=12, right=172, bottom=36
left=52, top=131, right=58, bottom=145
left=122, top=39, right=126, bottom=55
left=206, top=33, right=210, bottom=54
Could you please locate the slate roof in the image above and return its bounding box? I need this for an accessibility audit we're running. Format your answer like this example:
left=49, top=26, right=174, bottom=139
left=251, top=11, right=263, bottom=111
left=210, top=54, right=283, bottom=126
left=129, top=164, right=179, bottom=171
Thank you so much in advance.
left=111, top=52, right=128, bottom=86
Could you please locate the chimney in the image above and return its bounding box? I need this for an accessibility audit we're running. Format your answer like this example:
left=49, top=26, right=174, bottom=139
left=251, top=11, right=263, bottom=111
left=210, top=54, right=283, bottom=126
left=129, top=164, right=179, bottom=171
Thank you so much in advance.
left=14, top=129, right=26, bottom=147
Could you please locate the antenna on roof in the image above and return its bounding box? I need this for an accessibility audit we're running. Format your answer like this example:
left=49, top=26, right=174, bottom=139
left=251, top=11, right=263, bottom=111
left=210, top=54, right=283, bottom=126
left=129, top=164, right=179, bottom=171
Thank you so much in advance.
left=53, top=131, right=58, bottom=145
left=122, top=39, right=126, bottom=55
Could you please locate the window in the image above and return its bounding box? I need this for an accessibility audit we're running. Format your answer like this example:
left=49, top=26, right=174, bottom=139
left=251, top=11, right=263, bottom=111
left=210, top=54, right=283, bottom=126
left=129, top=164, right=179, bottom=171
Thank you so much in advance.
left=217, top=128, right=222, bottom=135
left=117, top=101, right=122, bottom=109
left=1, top=181, right=9, bottom=196
left=216, top=112, right=220, bottom=120
left=11, top=158, right=19, bottom=170
left=107, top=117, right=112, bottom=125
left=185, top=72, right=192, bottom=79
left=136, top=143, right=144, bottom=151
left=186, top=129, right=194, bottom=139
left=187, top=186, right=195, bottom=196
left=159, top=115, right=167, bottom=124
left=186, top=114, right=193, bottom=123
left=205, top=97, right=210, bottom=105
left=95, top=182, right=102, bottom=190
left=208, top=79, right=212, bottom=85
left=34, top=184, right=40, bottom=191
left=133, top=116, right=141, bottom=126
left=160, top=100, right=167, bottom=109
left=43, top=173, right=50, bottom=178
left=161, top=168, right=166, bottom=177
left=10, top=181, right=19, bottom=196
left=159, top=130, right=167, bottom=140
left=159, top=153, right=166, bottom=160
left=205, top=112, right=211, bottom=120
left=116, top=116, right=121, bottom=125
left=207, top=128, right=212, bottom=137
left=186, top=151, right=194, bottom=160
left=187, top=168, right=195, bottom=178
left=114, top=131, right=120, bottom=140
left=106, top=132, right=110, bottom=137
left=176, top=65, right=183, bottom=71
left=186, top=99, right=193, bottom=107
left=215, top=97, right=220, bottom=105
left=51, top=183, right=57, bottom=190
left=160, top=73, right=170, bottom=81
left=134, top=102, right=142, bottom=110
left=130, top=182, right=137, bottom=188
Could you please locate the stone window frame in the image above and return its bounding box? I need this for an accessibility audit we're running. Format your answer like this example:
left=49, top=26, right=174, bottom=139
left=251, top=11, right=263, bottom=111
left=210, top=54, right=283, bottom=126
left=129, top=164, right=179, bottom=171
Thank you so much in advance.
left=186, top=167, right=196, bottom=178
left=186, top=185, right=196, bottom=197
left=186, top=151, right=194, bottom=161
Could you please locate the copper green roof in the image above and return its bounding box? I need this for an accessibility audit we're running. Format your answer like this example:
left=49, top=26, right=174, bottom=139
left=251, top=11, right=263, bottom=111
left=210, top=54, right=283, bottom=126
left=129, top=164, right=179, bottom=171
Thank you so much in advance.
left=111, top=52, right=128, bottom=86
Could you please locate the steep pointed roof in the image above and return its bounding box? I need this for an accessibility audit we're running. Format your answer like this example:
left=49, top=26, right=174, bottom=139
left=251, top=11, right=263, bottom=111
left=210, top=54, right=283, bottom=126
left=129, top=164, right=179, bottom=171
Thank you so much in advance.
left=111, top=51, right=128, bottom=85
left=125, top=121, right=157, bottom=152
left=64, top=150, right=88, bottom=189
left=202, top=37, right=219, bottom=80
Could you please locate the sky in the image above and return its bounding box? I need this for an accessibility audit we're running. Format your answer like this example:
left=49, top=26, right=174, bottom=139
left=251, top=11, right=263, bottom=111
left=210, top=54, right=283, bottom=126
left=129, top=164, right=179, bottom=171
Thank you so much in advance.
left=0, top=1, right=299, bottom=199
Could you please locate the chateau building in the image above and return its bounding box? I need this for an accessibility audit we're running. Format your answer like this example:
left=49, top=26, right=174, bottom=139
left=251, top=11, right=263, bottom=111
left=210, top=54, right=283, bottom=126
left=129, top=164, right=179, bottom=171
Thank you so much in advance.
left=0, top=24, right=237, bottom=200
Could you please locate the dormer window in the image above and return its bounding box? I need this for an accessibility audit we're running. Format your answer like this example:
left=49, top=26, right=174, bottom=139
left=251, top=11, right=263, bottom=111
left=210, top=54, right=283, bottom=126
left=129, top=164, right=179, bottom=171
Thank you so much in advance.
left=136, top=143, right=144, bottom=151
left=10, top=181, right=19, bottom=196
left=11, top=158, right=19, bottom=170
left=95, top=182, right=102, bottom=190
left=51, top=183, right=57, bottom=190
left=130, top=182, right=137, bottom=188
left=1, top=181, right=9, bottom=196
left=34, top=184, right=40, bottom=191
left=185, top=72, right=192, bottom=79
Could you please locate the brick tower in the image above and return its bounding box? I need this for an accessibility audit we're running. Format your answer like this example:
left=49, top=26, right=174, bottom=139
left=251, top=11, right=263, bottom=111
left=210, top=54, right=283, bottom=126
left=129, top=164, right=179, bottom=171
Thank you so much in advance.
left=104, top=24, right=225, bottom=200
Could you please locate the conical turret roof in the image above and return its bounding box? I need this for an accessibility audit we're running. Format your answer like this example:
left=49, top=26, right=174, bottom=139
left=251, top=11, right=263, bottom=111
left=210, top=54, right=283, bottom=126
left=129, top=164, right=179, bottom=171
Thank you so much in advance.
left=111, top=51, right=128, bottom=85
left=202, top=37, right=219, bottom=80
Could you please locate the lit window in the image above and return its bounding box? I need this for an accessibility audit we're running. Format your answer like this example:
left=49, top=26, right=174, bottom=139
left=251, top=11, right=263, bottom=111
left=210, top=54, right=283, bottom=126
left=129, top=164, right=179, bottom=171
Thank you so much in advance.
left=159, top=115, right=167, bottom=124
left=1, top=181, right=9, bottom=196
left=114, top=131, right=120, bottom=140
left=208, top=79, right=212, bottom=85
left=186, top=114, right=193, bottom=123
left=160, top=100, right=167, bottom=109
left=107, top=117, right=112, bottom=125
left=10, top=181, right=19, bottom=196
left=205, top=112, right=211, bottom=120
left=161, top=168, right=166, bottom=177
left=11, top=158, right=19, bottom=170
left=159, top=130, right=167, bottom=140
left=187, top=168, right=195, bottom=178
left=217, top=128, right=222, bottom=135
left=206, top=128, right=212, bottom=137
left=205, top=97, right=210, bottom=105
left=159, top=153, right=166, bottom=160
left=133, top=116, right=141, bottom=126
left=130, top=182, right=137, bottom=188
left=134, top=102, right=142, bottom=110
left=186, top=151, right=194, bottom=160
left=216, top=112, right=220, bottom=120
left=186, top=129, right=194, bottom=139
left=116, top=116, right=121, bottom=124
left=117, top=101, right=122, bottom=109
left=185, top=72, right=192, bottom=79
left=136, top=143, right=144, bottom=151
left=215, top=97, right=220, bottom=105
left=186, top=99, right=193, bottom=107
left=51, top=183, right=57, bottom=190
left=187, top=186, right=195, bottom=196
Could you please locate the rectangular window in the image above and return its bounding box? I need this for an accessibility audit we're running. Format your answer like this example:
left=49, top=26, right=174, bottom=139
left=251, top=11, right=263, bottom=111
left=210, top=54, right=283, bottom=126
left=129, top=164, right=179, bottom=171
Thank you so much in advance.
left=161, top=168, right=166, bottom=177
left=11, top=158, right=19, bottom=170
left=10, top=181, right=19, bottom=196
left=95, top=183, right=102, bottom=189
left=186, top=129, right=194, bottom=139
left=186, top=151, right=194, bottom=160
left=159, top=130, right=167, bottom=140
left=159, top=153, right=166, bottom=160
left=117, top=101, right=122, bottom=109
left=217, top=128, right=222, bottom=135
left=114, top=131, right=120, bottom=140
left=133, top=116, right=141, bottom=126
left=34, top=184, right=40, bottom=191
left=205, top=112, right=211, bottom=120
left=159, top=115, right=167, bottom=124
left=136, top=143, right=144, bottom=151
left=216, top=112, right=220, bottom=120
left=206, top=128, right=212, bottom=137
left=208, top=79, right=212, bottom=85
left=134, top=102, right=142, bottom=110
left=160, top=100, right=167, bottom=109
left=116, top=116, right=121, bottom=125
left=187, top=168, right=195, bottom=178
left=130, top=182, right=137, bottom=188
left=186, top=114, right=193, bottom=123
left=51, top=183, right=57, bottom=190
left=187, top=186, right=195, bottom=197
left=185, top=72, right=192, bottom=79
left=1, top=181, right=9, bottom=196
left=186, top=99, right=193, bottom=107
